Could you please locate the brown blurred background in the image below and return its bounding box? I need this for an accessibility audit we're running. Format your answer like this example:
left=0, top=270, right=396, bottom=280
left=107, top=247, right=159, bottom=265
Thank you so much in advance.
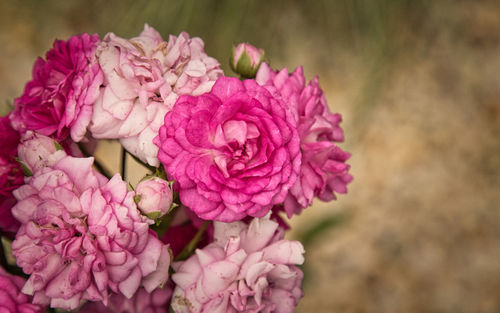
left=1, top=0, right=500, bottom=312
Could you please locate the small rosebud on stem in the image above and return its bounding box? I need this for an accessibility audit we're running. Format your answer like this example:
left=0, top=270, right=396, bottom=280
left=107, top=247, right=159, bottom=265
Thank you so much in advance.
left=230, top=42, right=265, bottom=78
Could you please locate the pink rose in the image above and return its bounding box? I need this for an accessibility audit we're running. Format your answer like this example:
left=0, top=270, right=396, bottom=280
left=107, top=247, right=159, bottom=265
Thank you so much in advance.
left=0, top=267, right=45, bottom=313
left=11, top=156, right=170, bottom=310
left=11, top=33, right=103, bottom=142
left=230, top=43, right=265, bottom=78
left=90, top=25, right=223, bottom=166
left=78, top=286, right=173, bottom=313
left=257, top=63, right=353, bottom=216
left=155, top=77, right=301, bottom=222
left=17, top=131, right=66, bottom=174
left=0, top=115, right=23, bottom=235
left=135, top=177, right=173, bottom=219
left=171, top=218, right=304, bottom=313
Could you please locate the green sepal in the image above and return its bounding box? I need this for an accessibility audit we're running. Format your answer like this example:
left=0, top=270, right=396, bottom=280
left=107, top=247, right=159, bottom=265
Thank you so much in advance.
left=14, top=157, right=33, bottom=177
left=54, top=141, right=64, bottom=151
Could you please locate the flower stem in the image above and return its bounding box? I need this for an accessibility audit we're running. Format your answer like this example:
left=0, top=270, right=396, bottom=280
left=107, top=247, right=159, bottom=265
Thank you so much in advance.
left=175, top=220, right=210, bottom=261
left=121, top=146, right=127, bottom=180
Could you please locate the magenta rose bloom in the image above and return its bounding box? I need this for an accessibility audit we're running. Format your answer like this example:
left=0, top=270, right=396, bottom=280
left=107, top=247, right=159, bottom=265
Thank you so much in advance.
left=257, top=63, right=353, bottom=216
left=11, top=33, right=103, bottom=142
left=90, top=25, right=223, bottom=166
left=0, top=115, right=23, bottom=235
left=11, top=156, right=170, bottom=310
left=78, top=286, right=173, bottom=313
left=0, top=267, right=45, bottom=313
left=171, top=218, right=304, bottom=313
left=155, top=77, right=301, bottom=222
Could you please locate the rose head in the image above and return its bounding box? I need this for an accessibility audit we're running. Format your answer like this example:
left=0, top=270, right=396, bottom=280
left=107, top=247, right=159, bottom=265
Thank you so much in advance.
left=171, top=218, right=304, bottom=313
left=90, top=25, right=223, bottom=166
left=155, top=76, right=301, bottom=222
left=0, top=267, right=45, bottom=313
left=257, top=63, right=353, bottom=217
left=135, top=177, right=173, bottom=219
left=0, top=115, right=23, bottom=234
left=11, top=156, right=170, bottom=310
left=11, top=33, right=103, bottom=142
left=230, top=43, right=265, bottom=78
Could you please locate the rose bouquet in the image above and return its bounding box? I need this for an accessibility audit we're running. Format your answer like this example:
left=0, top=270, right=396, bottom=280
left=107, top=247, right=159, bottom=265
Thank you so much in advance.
left=0, top=25, right=352, bottom=313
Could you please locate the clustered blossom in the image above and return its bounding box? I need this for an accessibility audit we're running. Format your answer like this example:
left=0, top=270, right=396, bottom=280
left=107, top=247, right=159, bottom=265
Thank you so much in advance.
left=0, top=267, right=45, bottom=313
left=171, top=217, right=304, bottom=313
left=1, top=33, right=352, bottom=313
left=11, top=155, right=170, bottom=310
left=0, top=114, right=23, bottom=235
left=155, top=76, right=301, bottom=222
left=257, top=63, right=352, bottom=217
left=10, top=33, right=103, bottom=142
left=90, top=25, right=223, bottom=166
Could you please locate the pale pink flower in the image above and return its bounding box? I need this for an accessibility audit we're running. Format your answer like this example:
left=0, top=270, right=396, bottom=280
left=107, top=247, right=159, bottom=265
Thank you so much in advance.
left=0, top=114, right=23, bottom=235
left=90, top=25, right=223, bottom=166
left=257, top=63, right=353, bottom=217
left=230, top=43, right=264, bottom=78
left=10, top=33, right=103, bottom=142
left=78, top=286, right=173, bottom=313
left=11, top=156, right=170, bottom=310
left=135, top=177, right=173, bottom=219
left=155, top=77, right=301, bottom=222
left=0, top=267, right=45, bottom=313
left=17, top=131, right=66, bottom=174
left=171, top=217, right=304, bottom=313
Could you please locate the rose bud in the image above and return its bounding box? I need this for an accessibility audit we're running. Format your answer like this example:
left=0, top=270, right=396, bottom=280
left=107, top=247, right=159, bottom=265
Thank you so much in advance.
left=230, top=42, right=265, bottom=78
left=135, top=177, right=174, bottom=219
left=17, top=131, right=67, bottom=174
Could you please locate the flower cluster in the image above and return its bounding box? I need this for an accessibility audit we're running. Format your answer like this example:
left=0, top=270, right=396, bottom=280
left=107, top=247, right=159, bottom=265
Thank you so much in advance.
left=0, top=26, right=351, bottom=313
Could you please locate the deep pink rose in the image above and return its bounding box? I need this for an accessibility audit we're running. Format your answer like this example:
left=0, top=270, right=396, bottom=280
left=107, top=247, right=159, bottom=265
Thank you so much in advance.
left=257, top=63, right=353, bottom=216
left=78, top=286, right=173, bottom=313
left=11, top=33, right=103, bottom=142
left=155, top=77, right=301, bottom=222
left=0, top=115, right=23, bottom=235
left=11, top=156, right=170, bottom=310
left=90, top=25, right=223, bottom=166
left=0, top=267, right=45, bottom=313
left=160, top=206, right=212, bottom=258
left=171, top=218, right=304, bottom=313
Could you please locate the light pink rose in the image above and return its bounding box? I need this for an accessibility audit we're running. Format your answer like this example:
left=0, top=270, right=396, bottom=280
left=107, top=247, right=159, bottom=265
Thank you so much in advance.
left=135, top=177, right=173, bottom=218
left=11, top=33, right=103, bottom=142
left=230, top=43, right=265, bottom=78
left=17, top=131, right=66, bottom=174
left=78, top=286, right=173, bottom=313
left=155, top=77, right=301, bottom=222
left=90, top=25, right=223, bottom=166
left=171, top=217, right=304, bottom=313
left=0, top=267, right=45, bottom=313
left=257, top=63, right=353, bottom=217
left=11, top=156, right=170, bottom=310
left=0, top=114, right=23, bottom=235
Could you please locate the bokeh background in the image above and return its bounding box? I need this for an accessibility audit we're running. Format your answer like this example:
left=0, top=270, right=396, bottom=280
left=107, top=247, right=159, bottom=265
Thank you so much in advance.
left=1, top=0, right=500, bottom=312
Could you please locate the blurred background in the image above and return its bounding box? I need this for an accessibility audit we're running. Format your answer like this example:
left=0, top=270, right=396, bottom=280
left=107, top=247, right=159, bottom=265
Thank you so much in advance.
left=1, top=0, right=500, bottom=312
